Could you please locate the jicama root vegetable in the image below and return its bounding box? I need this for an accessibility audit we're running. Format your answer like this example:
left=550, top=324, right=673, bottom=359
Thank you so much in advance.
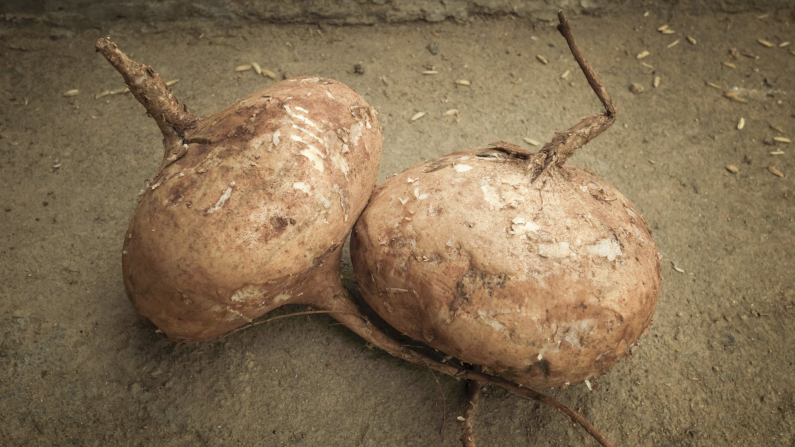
left=351, top=12, right=660, bottom=445
left=95, top=45, right=603, bottom=443
left=96, top=38, right=382, bottom=341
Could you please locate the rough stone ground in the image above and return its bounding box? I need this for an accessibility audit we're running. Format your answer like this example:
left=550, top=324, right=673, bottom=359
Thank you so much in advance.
left=1, top=8, right=794, bottom=447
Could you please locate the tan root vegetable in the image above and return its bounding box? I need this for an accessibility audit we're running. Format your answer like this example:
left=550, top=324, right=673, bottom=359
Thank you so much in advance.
left=97, top=39, right=382, bottom=341
left=351, top=13, right=660, bottom=445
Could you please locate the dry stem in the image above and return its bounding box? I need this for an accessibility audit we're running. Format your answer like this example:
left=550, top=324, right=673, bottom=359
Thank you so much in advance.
left=95, top=38, right=198, bottom=151
left=459, top=373, right=482, bottom=447
left=530, top=11, right=617, bottom=183
left=557, top=12, right=616, bottom=117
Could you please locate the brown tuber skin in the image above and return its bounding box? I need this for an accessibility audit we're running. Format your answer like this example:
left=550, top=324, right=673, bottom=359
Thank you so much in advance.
left=97, top=38, right=382, bottom=341
left=351, top=147, right=661, bottom=388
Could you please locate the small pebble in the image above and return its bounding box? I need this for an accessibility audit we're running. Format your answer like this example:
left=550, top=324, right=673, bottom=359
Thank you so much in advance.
left=629, top=83, right=645, bottom=94
left=353, top=63, right=365, bottom=75
left=427, top=42, right=439, bottom=55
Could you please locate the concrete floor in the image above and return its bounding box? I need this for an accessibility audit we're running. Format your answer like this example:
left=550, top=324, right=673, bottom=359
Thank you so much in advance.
left=1, top=8, right=794, bottom=447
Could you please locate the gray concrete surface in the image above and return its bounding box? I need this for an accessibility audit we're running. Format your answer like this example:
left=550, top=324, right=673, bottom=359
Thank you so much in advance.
left=1, top=0, right=791, bottom=27
left=1, top=5, right=795, bottom=447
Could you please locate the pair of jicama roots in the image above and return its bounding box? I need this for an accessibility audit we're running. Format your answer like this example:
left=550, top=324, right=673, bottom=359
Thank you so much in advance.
left=99, top=13, right=660, bottom=447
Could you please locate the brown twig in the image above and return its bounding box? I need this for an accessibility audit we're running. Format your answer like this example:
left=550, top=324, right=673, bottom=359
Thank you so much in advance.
left=557, top=11, right=616, bottom=117
left=530, top=11, right=617, bottom=182
left=95, top=38, right=198, bottom=149
left=459, top=371, right=482, bottom=447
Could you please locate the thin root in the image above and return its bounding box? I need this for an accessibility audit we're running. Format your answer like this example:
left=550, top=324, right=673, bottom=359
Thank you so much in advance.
left=459, top=373, right=482, bottom=447
left=222, top=310, right=361, bottom=338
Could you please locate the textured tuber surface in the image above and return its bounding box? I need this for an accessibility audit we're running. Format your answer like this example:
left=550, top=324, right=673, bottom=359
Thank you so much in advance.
left=98, top=37, right=383, bottom=341
left=352, top=146, right=661, bottom=388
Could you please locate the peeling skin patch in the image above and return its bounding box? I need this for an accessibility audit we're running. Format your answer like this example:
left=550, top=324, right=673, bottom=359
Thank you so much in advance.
left=350, top=122, right=363, bottom=146
left=225, top=307, right=252, bottom=322
left=586, top=238, right=622, bottom=261
left=299, top=148, right=325, bottom=172
left=272, top=129, right=281, bottom=146
left=319, top=196, right=332, bottom=209
left=350, top=106, right=373, bottom=130
left=231, top=284, right=264, bottom=303
left=413, top=188, right=429, bottom=200
left=325, top=90, right=336, bottom=100
left=454, top=164, right=473, bottom=173
left=480, top=180, right=526, bottom=210
left=274, top=293, right=291, bottom=303
left=285, top=105, right=322, bottom=132
left=206, top=182, right=235, bottom=214
left=292, top=124, right=323, bottom=145
left=292, top=135, right=326, bottom=172
left=335, top=153, right=349, bottom=179
left=293, top=182, right=311, bottom=194
left=333, top=184, right=350, bottom=222
left=480, top=184, right=501, bottom=210
left=511, top=217, right=541, bottom=235
left=248, top=132, right=271, bottom=151
left=561, top=319, right=595, bottom=348
left=327, top=132, right=350, bottom=179
left=478, top=309, right=506, bottom=331
left=539, top=241, right=571, bottom=258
